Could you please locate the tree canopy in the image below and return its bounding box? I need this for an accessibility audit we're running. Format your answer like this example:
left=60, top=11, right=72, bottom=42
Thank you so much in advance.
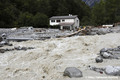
left=91, top=0, right=120, bottom=26
left=0, top=0, right=119, bottom=28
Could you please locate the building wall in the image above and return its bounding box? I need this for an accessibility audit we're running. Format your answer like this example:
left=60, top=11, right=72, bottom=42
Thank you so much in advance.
left=50, top=19, right=75, bottom=26
left=50, top=20, right=59, bottom=26
left=64, top=19, right=74, bottom=23
left=73, top=17, right=80, bottom=28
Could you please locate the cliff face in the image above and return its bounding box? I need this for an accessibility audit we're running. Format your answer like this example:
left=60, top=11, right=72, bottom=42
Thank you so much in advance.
left=82, top=0, right=100, bottom=7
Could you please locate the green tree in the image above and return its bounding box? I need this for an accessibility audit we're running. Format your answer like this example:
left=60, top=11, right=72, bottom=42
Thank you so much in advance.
left=105, top=0, right=120, bottom=23
left=37, top=0, right=51, bottom=16
left=0, top=1, right=19, bottom=28
left=17, top=12, right=33, bottom=27
left=91, top=0, right=106, bottom=26
left=56, top=0, right=69, bottom=15
left=33, top=13, right=48, bottom=28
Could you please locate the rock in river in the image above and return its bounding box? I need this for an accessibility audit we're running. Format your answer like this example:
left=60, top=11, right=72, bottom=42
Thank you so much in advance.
left=63, top=67, right=83, bottom=78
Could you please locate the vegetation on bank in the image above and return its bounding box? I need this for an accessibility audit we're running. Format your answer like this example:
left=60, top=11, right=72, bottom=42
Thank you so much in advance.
left=0, top=0, right=120, bottom=28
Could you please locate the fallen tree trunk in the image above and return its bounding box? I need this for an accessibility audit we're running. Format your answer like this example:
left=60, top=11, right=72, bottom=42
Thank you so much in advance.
left=59, top=28, right=86, bottom=38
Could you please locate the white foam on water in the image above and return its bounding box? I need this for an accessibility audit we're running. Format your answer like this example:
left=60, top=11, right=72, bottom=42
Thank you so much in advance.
left=0, top=33, right=120, bottom=80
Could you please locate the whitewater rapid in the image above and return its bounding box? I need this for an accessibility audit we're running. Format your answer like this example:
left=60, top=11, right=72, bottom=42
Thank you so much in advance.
left=0, top=33, right=120, bottom=80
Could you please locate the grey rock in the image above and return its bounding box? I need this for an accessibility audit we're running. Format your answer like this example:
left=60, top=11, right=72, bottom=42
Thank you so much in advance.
left=0, top=40, right=9, bottom=45
left=14, top=46, right=23, bottom=50
left=100, top=48, right=108, bottom=53
left=28, top=47, right=34, bottom=49
left=0, top=44, right=3, bottom=47
left=21, top=47, right=27, bottom=51
left=63, top=67, right=83, bottom=78
left=89, top=65, right=120, bottom=76
left=0, top=49, right=5, bottom=53
left=88, top=65, right=104, bottom=74
left=5, top=48, right=14, bottom=51
left=0, top=36, right=2, bottom=42
left=1, top=33, right=7, bottom=38
left=5, top=48, right=10, bottom=51
left=8, top=43, right=13, bottom=46
left=14, top=46, right=22, bottom=50
left=97, top=28, right=111, bottom=35
left=107, top=48, right=114, bottom=51
left=105, top=66, right=120, bottom=76
left=101, top=52, right=111, bottom=58
left=101, top=52, right=118, bottom=59
left=14, top=46, right=34, bottom=51
left=112, top=48, right=120, bottom=51
left=89, top=32, right=97, bottom=35
left=110, top=51, right=120, bottom=58
left=95, top=56, right=103, bottom=63
left=118, top=46, right=120, bottom=49
left=111, top=51, right=120, bottom=54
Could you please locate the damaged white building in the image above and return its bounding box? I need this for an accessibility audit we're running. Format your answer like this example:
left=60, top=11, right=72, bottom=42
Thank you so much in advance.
left=49, top=14, right=80, bottom=30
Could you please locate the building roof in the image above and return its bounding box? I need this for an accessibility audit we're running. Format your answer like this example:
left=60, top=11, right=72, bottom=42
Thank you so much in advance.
left=50, top=15, right=78, bottom=20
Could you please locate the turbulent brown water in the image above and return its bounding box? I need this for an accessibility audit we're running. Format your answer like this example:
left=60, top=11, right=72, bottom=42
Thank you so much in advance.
left=0, top=33, right=120, bottom=80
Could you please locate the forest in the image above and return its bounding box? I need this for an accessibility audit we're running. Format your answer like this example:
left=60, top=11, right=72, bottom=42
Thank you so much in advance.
left=0, top=0, right=120, bottom=28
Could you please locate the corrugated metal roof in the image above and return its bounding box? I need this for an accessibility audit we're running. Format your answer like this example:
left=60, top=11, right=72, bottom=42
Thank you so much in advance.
left=50, top=15, right=77, bottom=19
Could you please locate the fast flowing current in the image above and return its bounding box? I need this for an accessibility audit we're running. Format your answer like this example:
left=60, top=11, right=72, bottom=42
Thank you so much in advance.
left=0, top=33, right=120, bottom=80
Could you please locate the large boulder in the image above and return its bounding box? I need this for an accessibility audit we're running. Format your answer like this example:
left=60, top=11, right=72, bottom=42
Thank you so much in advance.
left=63, top=67, right=83, bottom=78
left=105, top=66, right=120, bottom=76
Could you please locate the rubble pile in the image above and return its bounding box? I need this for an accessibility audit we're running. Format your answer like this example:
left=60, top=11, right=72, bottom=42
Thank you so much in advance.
left=84, top=26, right=120, bottom=35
